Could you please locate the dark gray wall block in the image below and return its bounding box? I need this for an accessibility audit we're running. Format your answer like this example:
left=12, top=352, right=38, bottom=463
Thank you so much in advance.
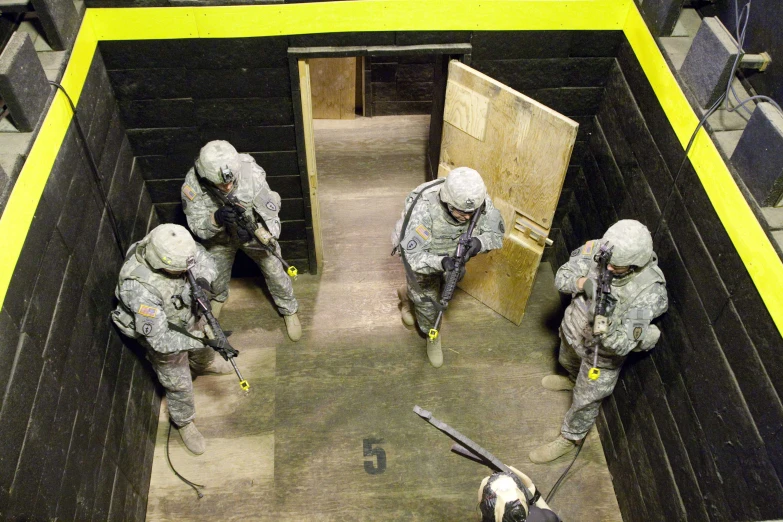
left=30, top=0, right=81, bottom=50
left=731, top=102, right=783, bottom=206
left=680, top=17, right=739, bottom=109
left=638, top=0, right=683, bottom=37
left=0, top=32, right=51, bottom=131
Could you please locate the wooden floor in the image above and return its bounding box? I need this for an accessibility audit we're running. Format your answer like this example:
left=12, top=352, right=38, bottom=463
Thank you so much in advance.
left=145, top=115, right=622, bottom=521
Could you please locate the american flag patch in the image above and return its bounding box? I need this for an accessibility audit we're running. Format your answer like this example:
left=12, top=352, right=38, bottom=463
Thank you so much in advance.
left=182, top=184, right=196, bottom=201
left=581, top=241, right=595, bottom=256
left=415, top=225, right=431, bottom=240
left=138, top=305, right=159, bottom=318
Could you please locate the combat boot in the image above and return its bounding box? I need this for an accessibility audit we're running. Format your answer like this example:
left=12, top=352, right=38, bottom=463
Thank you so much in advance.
left=178, top=422, right=206, bottom=455
left=541, top=375, right=575, bottom=391
left=397, top=286, right=415, bottom=327
left=529, top=436, right=577, bottom=463
left=200, top=355, right=234, bottom=375
left=284, top=313, right=302, bottom=341
left=427, top=337, right=443, bottom=368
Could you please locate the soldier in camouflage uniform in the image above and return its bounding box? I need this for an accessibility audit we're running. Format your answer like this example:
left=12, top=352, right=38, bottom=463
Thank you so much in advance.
left=392, top=167, right=505, bottom=368
left=529, top=220, right=668, bottom=463
left=181, top=140, right=302, bottom=341
left=111, top=224, right=233, bottom=455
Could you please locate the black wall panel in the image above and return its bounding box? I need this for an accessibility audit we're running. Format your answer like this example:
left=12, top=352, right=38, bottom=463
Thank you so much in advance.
left=0, top=49, right=158, bottom=521
left=368, top=55, right=436, bottom=116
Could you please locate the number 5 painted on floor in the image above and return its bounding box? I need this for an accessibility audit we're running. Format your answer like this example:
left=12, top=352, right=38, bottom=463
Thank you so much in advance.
left=363, top=438, right=386, bottom=474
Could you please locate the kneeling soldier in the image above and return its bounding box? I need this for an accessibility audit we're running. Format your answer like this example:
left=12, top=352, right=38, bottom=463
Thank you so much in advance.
left=181, top=140, right=302, bottom=341
left=111, top=224, right=232, bottom=455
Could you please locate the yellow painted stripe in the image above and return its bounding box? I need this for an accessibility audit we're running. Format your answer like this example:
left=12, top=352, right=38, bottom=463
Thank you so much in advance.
left=91, top=0, right=630, bottom=41
left=624, top=6, right=783, bottom=337
left=88, top=7, right=198, bottom=40
left=0, top=18, right=98, bottom=309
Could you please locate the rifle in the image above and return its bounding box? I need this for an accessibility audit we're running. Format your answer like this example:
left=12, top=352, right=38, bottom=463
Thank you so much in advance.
left=588, top=243, right=614, bottom=381
left=207, top=185, right=298, bottom=279
left=412, top=406, right=534, bottom=506
left=428, top=203, right=485, bottom=341
left=186, top=258, right=249, bottom=391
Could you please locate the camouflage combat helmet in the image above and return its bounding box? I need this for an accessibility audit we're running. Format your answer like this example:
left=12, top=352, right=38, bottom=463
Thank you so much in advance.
left=478, top=472, right=530, bottom=522
left=602, top=219, right=653, bottom=267
left=144, top=224, right=197, bottom=271
left=439, top=167, right=487, bottom=212
left=195, top=140, right=241, bottom=185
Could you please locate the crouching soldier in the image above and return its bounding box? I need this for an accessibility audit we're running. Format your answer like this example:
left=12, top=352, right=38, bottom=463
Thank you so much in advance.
left=181, top=140, right=302, bottom=341
left=392, top=167, right=505, bottom=368
left=529, top=219, right=668, bottom=463
left=111, top=224, right=233, bottom=455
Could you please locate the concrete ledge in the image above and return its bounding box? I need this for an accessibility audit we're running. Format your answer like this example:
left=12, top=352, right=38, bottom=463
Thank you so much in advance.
left=762, top=207, right=783, bottom=229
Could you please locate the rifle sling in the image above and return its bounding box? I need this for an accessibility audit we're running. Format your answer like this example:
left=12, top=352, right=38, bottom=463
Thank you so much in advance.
left=395, top=179, right=447, bottom=313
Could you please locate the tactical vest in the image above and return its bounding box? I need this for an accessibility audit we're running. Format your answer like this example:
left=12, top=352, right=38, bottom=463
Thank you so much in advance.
left=565, top=252, right=665, bottom=358
left=421, top=190, right=474, bottom=255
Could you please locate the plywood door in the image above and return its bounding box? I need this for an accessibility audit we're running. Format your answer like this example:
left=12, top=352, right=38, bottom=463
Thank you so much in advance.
left=309, top=57, right=357, bottom=119
left=440, top=60, right=578, bottom=325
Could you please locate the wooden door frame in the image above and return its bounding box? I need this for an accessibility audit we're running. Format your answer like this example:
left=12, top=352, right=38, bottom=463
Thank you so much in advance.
left=288, top=43, right=471, bottom=274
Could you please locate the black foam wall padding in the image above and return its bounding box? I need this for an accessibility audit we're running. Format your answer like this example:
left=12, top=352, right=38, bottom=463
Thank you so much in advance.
left=0, top=49, right=159, bottom=520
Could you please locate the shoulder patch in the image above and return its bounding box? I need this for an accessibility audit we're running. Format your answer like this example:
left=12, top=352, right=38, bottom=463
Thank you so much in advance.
left=571, top=248, right=580, bottom=257
left=182, top=184, right=197, bottom=201
left=415, top=225, right=431, bottom=241
left=406, top=237, right=422, bottom=251
left=138, top=304, right=159, bottom=318
left=266, top=201, right=277, bottom=211
left=581, top=240, right=595, bottom=256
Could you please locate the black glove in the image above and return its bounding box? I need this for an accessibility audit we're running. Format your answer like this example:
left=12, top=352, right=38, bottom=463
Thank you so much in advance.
left=236, top=227, right=252, bottom=243
left=214, top=205, right=237, bottom=226
left=441, top=256, right=457, bottom=272
left=195, top=277, right=215, bottom=299
left=203, top=337, right=239, bottom=360
left=582, top=278, right=595, bottom=297
left=441, top=256, right=466, bottom=281
left=465, top=237, right=482, bottom=260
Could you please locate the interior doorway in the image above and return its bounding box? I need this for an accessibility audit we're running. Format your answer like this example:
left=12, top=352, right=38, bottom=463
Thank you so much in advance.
left=294, top=49, right=461, bottom=275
